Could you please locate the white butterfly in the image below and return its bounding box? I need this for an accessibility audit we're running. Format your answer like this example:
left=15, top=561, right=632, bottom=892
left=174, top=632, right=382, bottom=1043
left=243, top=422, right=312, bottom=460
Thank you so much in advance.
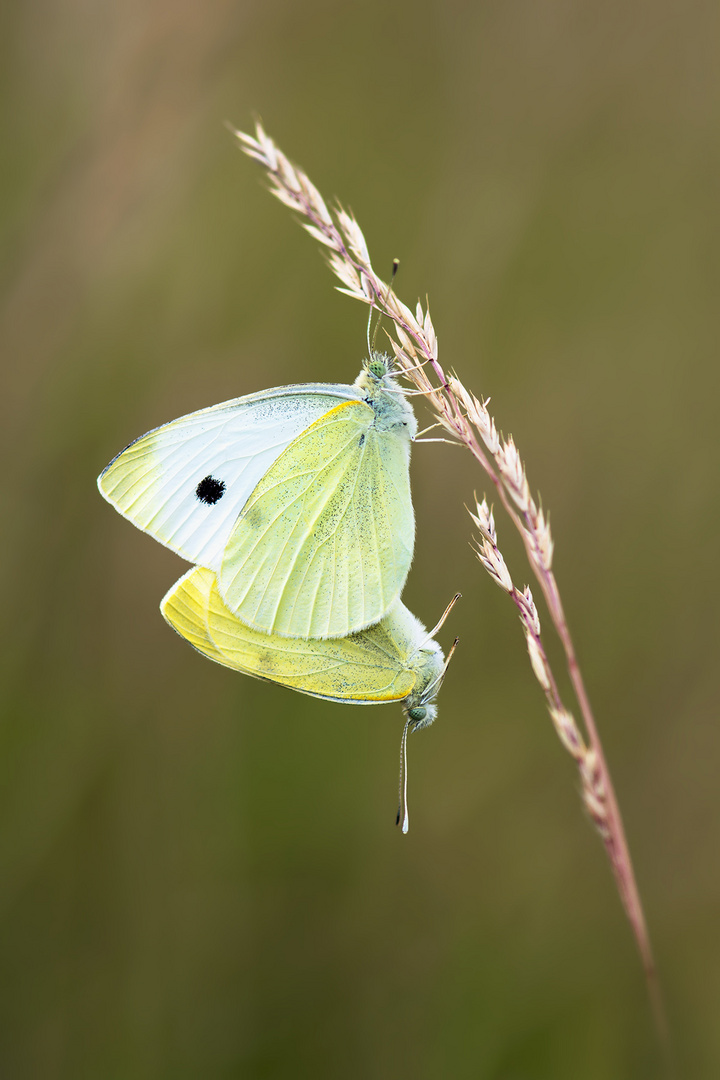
left=98, top=355, right=417, bottom=638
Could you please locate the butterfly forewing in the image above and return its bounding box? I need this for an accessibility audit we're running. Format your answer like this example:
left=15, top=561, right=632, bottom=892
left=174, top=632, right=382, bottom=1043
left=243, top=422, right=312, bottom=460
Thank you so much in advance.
left=219, top=399, right=415, bottom=638
left=98, top=386, right=357, bottom=570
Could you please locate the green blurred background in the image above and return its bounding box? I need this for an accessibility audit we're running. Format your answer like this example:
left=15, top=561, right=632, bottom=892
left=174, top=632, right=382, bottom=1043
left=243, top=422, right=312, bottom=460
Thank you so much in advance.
left=1, top=0, right=718, bottom=1076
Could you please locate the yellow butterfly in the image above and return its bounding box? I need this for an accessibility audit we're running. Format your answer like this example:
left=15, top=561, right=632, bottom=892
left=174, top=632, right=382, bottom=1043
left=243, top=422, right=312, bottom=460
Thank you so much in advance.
left=161, top=565, right=457, bottom=831
left=161, top=565, right=447, bottom=731
left=98, top=355, right=416, bottom=638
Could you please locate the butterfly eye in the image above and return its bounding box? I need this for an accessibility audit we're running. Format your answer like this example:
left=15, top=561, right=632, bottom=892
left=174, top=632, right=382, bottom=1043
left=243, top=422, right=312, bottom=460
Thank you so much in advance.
left=407, top=706, right=427, bottom=723
left=368, top=358, right=386, bottom=379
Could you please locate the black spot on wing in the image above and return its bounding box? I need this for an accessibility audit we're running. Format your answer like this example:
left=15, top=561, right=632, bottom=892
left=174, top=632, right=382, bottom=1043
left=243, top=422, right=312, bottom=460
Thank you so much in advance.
left=196, top=475, right=226, bottom=505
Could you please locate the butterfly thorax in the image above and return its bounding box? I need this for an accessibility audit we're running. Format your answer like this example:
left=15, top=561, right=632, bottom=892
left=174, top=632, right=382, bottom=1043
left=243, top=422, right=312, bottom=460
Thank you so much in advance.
left=354, top=354, right=418, bottom=438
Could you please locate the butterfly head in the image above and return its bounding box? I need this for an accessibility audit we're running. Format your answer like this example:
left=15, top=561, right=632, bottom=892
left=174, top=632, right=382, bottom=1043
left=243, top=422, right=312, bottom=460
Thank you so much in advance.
left=356, top=351, right=397, bottom=388
left=354, top=353, right=417, bottom=436
left=404, top=701, right=438, bottom=732
left=402, top=642, right=445, bottom=731
left=366, top=352, right=396, bottom=379
left=396, top=637, right=446, bottom=834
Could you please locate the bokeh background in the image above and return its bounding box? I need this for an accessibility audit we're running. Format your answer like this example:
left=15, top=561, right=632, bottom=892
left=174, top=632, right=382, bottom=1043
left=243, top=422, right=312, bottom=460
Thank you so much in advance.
left=2, top=1, right=718, bottom=1076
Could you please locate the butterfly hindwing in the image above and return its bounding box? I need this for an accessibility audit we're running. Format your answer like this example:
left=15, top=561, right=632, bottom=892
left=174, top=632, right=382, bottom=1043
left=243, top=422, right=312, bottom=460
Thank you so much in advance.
left=161, top=567, right=418, bottom=703
left=218, top=399, right=415, bottom=639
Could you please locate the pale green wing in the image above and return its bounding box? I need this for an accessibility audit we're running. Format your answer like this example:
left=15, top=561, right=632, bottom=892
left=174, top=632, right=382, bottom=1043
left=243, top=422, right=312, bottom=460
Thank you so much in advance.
left=162, top=567, right=417, bottom=703
left=98, top=385, right=358, bottom=571
left=219, top=400, right=415, bottom=639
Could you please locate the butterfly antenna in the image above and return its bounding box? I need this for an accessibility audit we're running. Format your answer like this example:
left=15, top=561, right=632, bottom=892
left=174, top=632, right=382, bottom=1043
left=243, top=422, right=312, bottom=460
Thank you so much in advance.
left=371, top=259, right=400, bottom=356
left=424, top=637, right=460, bottom=700
left=396, top=715, right=412, bottom=834
left=411, top=593, right=461, bottom=659
left=429, top=593, right=461, bottom=639
left=366, top=305, right=374, bottom=359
